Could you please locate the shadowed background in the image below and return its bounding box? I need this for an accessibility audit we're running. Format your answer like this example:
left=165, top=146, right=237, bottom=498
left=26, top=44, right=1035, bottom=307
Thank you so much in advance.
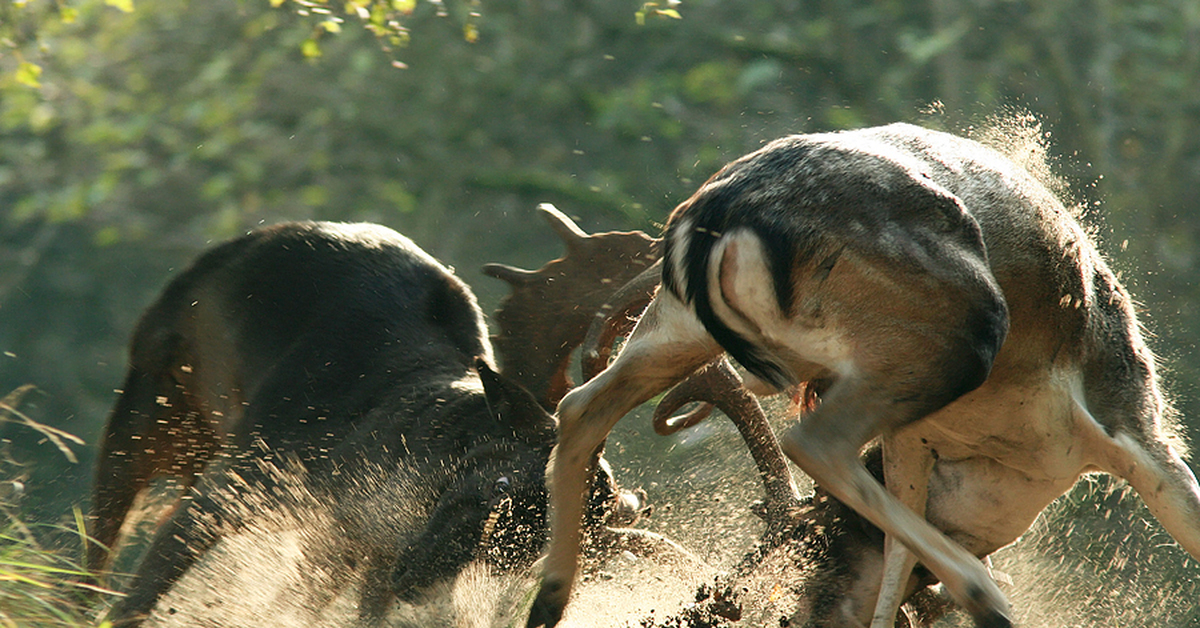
left=2, top=1, right=1199, bottom=625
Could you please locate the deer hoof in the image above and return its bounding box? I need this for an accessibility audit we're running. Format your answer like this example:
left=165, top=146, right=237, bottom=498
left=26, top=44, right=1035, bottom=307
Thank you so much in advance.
left=974, top=608, right=1013, bottom=628
left=610, top=487, right=652, bottom=527
left=526, top=580, right=567, bottom=628
left=965, top=583, right=1012, bottom=628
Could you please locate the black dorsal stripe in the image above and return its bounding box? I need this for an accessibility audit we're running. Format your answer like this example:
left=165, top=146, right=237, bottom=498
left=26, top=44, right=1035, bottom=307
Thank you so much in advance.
left=663, top=194, right=797, bottom=392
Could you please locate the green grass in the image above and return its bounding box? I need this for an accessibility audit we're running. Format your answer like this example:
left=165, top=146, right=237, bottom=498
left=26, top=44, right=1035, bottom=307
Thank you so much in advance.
left=0, top=509, right=117, bottom=627
left=1, top=386, right=118, bottom=627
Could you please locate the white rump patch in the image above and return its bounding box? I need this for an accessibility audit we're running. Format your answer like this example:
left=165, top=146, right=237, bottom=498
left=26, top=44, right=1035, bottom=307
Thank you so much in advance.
left=707, top=229, right=856, bottom=378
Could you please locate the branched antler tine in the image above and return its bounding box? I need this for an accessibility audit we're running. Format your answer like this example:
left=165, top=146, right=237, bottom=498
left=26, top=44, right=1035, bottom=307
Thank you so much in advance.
left=484, top=204, right=660, bottom=411
left=580, top=260, right=662, bottom=381
left=653, top=402, right=714, bottom=436
left=537, top=203, right=589, bottom=252
left=655, top=359, right=802, bottom=520
left=481, top=263, right=541, bottom=286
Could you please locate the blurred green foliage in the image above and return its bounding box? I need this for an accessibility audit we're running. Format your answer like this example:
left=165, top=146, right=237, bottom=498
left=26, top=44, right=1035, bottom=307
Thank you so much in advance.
left=1, top=0, right=1198, bottom=598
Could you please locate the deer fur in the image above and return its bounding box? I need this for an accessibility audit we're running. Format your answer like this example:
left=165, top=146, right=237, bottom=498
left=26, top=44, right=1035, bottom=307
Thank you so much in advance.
left=527, top=123, right=1200, bottom=628
left=91, top=222, right=564, bottom=624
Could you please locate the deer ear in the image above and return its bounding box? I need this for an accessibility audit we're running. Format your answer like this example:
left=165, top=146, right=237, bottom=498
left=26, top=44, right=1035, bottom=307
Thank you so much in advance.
left=476, top=358, right=558, bottom=435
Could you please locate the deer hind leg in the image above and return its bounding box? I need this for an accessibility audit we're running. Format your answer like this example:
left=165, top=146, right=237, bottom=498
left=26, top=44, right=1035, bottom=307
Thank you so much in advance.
left=91, top=369, right=168, bottom=576
left=527, top=291, right=722, bottom=628
left=725, top=296, right=1012, bottom=623
left=872, top=431, right=936, bottom=628
left=779, top=374, right=1010, bottom=628
left=707, top=226, right=1010, bottom=626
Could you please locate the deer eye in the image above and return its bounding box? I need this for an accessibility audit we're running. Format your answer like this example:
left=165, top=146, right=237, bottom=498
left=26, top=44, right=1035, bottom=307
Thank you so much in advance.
left=493, top=475, right=511, bottom=494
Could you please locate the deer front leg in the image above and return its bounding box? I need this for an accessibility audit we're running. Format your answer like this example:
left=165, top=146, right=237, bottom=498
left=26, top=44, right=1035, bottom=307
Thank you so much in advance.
left=105, top=475, right=230, bottom=626
left=91, top=364, right=219, bottom=578
left=872, top=431, right=935, bottom=628
left=527, top=293, right=720, bottom=628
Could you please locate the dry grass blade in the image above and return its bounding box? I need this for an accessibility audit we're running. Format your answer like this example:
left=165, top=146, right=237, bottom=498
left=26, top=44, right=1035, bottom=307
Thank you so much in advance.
left=0, top=385, right=85, bottom=464
left=0, top=386, right=117, bottom=626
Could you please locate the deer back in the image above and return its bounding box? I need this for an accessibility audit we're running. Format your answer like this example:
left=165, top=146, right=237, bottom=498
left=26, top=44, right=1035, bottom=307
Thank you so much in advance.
left=93, top=221, right=563, bottom=623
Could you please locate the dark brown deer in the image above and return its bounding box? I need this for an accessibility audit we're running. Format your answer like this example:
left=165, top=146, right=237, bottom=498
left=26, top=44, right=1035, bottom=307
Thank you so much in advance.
left=88, top=221, right=665, bottom=625
left=525, top=123, right=1200, bottom=628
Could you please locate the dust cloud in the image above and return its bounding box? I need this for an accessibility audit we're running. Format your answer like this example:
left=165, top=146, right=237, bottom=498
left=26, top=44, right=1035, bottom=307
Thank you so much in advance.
left=118, top=405, right=1198, bottom=628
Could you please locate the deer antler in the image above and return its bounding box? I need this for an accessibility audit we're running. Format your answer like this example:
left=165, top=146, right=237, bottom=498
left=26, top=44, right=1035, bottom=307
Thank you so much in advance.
left=572, top=249, right=805, bottom=532
left=578, top=260, right=661, bottom=381
left=486, top=204, right=805, bottom=537
left=652, top=359, right=801, bottom=523
left=483, top=204, right=659, bottom=411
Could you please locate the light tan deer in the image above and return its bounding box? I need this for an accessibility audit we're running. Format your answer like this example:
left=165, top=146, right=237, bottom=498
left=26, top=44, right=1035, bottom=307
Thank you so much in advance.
left=525, top=123, right=1200, bottom=628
